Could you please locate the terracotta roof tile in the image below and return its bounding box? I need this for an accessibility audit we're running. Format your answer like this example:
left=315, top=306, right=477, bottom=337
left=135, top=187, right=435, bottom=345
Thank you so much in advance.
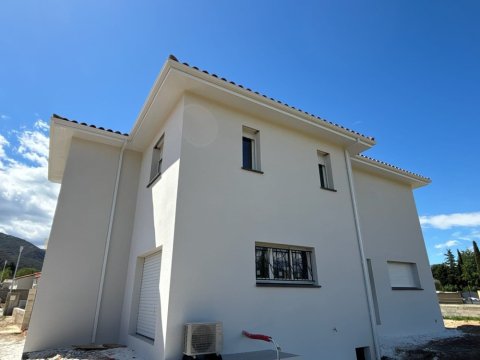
left=52, top=56, right=375, bottom=143
left=168, top=54, right=375, bottom=142
left=52, top=114, right=129, bottom=136
left=357, top=154, right=430, bottom=181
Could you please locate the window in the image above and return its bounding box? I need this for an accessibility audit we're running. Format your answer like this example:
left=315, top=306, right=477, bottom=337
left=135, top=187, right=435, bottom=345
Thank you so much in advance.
left=317, top=150, right=335, bottom=190
left=387, top=261, right=421, bottom=290
left=242, top=126, right=262, bottom=172
left=136, top=251, right=161, bottom=340
left=255, top=243, right=317, bottom=286
left=149, top=135, right=164, bottom=185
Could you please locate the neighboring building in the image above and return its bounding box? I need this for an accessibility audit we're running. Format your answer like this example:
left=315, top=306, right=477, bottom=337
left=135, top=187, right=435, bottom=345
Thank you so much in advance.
left=12, top=272, right=40, bottom=290
left=25, top=56, right=443, bottom=359
left=1, top=279, right=13, bottom=289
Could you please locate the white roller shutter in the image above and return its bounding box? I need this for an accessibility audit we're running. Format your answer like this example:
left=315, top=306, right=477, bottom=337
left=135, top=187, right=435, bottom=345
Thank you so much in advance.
left=387, top=261, right=420, bottom=289
left=136, top=251, right=161, bottom=340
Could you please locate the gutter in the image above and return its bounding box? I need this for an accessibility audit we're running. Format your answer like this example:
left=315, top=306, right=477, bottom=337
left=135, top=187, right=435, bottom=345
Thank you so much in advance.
left=344, top=143, right=381, bottom=360
left=91, top=139, right=128, bottom=343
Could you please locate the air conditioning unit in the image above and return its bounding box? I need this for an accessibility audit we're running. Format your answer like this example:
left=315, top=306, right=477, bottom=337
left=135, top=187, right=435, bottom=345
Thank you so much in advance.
left=183, top=322, right=223, bottom=358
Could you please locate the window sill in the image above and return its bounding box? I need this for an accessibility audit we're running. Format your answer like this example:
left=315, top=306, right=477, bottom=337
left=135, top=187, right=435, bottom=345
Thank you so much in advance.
left=242, top=167, right=264, bottom=174
left=256, top=282, right=321, bottom=288
left=320, top=187, right=337, bottom=192
left=147, top=173, right=161, bottom=188
left=131, top=333, right=155, bottom=344
left=391, top=287, right=424, bottom=291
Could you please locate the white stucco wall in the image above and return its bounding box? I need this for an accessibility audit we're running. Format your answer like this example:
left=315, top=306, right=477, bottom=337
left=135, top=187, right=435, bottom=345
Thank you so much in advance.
left=32, top=90, right=439, bottom=359
left=118, top=98, right=184, bottom=360
left=160, top=94, right=375, bottom=360
left=13, top=276, right=35, bottom=290
left=25, top=138, right=140, bottom=352
left=352, top=168, right=443, bottom=338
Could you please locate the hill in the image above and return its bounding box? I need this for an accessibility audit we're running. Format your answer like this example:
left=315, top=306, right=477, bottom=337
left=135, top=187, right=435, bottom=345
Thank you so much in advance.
left=0, top=232, right=45, bottom=271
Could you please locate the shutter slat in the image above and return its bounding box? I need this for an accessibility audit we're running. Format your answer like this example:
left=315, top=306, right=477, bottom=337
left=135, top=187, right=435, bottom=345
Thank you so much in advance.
left=136, top=252, right=161, bottom=340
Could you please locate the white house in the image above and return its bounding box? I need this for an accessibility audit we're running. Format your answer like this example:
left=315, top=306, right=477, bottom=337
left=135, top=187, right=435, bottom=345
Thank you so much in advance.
left=25, top=56, right=443, bottom=360
left=12, top=272, right=40, bottom=290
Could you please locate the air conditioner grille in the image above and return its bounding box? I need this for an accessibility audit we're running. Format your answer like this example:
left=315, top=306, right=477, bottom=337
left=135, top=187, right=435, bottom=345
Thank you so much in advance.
left=184, top=322, right=222, bottom=356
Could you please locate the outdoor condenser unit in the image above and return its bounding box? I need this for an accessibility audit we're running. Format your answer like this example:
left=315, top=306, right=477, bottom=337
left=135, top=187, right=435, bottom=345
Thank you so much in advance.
left=183, top=322, right=223, bottom=358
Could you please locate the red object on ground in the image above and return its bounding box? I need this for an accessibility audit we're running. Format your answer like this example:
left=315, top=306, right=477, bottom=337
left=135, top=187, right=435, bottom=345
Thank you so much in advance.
left=242, top=330, right=272, bottom=343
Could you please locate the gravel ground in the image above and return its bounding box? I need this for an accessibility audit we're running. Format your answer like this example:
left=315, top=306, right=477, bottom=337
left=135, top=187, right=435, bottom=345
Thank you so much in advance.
left=0, top=315, right=143, bottom=360
left=2, top=317, right=480, bottom=359
left=381, top=319, right=480, bottom=359
left=0, top=315, right=25, bottom=360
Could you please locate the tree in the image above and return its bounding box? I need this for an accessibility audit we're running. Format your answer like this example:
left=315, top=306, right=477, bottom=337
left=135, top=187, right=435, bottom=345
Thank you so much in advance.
left=431, top=263, right=449, bottom=289
left=473, top=241, right=480, bottom=281
left=460, top=249, right=479, bottom=290
left=444, top=249, right=458, bottom=289
left=473, top=241, right=480, bottom=282
left=457, top=249, right=465, bottom=289
left=0, top=268, right=12, bottom=282
left=15, top=268, right=38, bottom=278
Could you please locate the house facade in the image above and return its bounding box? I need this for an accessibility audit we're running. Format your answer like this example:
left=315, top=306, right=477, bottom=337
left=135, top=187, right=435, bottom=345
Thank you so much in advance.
left=25, top=56, right=443, bottom=359
left=12, top=272, right=40, bottom=290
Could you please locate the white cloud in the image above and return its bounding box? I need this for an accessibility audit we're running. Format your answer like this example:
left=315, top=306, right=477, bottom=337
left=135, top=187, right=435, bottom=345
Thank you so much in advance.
left=34, top=119, right=49, bottom=132
left=0, top=122, right=59, bottom=247
left=447, top=229, right=480, bottom=242
left=0, top=134, right=9, bottom=166
left=419, top=212, right=480, bottom=230
left=1, top=114, right=10, bottom=120
left=434, top=240, right=460, bottom=249
left=16, top=127, right=49, bottom=167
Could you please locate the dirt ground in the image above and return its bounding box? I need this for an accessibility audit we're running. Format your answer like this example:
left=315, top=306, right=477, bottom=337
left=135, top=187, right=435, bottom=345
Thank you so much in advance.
left=2, top=317, right=480, bottom=359
left=0, top=316, right=142, bottom=360
left=383, top=319, right=480, bottom=360
left=0, top=315, right=26, bottom=360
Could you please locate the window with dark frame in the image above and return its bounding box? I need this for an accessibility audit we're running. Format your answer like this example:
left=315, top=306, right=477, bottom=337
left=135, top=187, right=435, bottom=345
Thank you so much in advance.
left=317, top=150, right=334, bottom=190
left=149, top=135, right=164, bottom=184
left=242, top=136, right=254, bottom=169
left=255, top=244, right=315, bottom=283
left=242, top=126, right=261, bottom=172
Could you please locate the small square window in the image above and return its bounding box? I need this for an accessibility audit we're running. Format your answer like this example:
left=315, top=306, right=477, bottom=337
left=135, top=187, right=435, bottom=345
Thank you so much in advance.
left=149, top=135, right=164, bottom=185
left=387, top=261, right=422, bottom=290
left=242, top=126, right=261, bottom=172
left=255, top=243, right=317, bottom=286
left=318, top=150, right=335, bottom=190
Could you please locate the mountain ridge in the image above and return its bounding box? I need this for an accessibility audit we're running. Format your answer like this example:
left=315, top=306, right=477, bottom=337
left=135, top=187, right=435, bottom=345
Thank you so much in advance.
left=0, top=232, right=45, bottom=271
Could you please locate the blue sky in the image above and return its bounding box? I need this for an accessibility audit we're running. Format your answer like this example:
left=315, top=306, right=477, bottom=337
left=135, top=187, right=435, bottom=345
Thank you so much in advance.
left=0, top=1, right=479, bottom=263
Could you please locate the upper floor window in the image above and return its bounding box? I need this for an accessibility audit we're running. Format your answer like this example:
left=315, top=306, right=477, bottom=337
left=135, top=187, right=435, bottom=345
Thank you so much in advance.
left=149, top=134, right=164, bottom=186
left=242, top=126, right=262, bottom=173
left=387, top=261, right=422, bottom=290
left=318, top=150, right=335, bottom=191
left=255, top=243, right=317, bottom=286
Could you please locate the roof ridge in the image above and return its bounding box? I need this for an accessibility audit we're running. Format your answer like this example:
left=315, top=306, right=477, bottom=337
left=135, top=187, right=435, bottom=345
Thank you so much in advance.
left=356, top=154, right=430, bottom=181
left=52, top=114, right=129, bottom=136
left=168, top=54, right=375, bottom=142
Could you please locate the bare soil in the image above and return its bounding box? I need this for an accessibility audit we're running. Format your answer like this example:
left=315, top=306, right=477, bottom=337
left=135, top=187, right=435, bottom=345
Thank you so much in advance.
left=383, top=319, right=480, bottom=360
left=3, top=316, right=480, bottom=359
left=0, top=315, right=141, bottom=360
left=0, top=315, right=26, bottom=360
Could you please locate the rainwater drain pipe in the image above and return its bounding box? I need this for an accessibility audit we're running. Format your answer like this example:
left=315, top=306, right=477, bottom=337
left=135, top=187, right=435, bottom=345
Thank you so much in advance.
left=344, top=146, right=381, bottom=360
left=91, top=139, right=128, bottom=343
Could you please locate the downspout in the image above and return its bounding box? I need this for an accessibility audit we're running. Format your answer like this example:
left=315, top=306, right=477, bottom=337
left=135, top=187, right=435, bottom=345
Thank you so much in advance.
left=344, top=144, right=381, bottom=360
left=92, top=139, right=128, bottom=343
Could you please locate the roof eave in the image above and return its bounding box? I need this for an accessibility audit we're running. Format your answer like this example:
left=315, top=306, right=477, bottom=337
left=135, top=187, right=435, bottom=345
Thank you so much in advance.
left=351, top=155, right=431, bottom=189
left=127, top=58, right=376, bottom=152
left=49, top=116, right=128, bottom=183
